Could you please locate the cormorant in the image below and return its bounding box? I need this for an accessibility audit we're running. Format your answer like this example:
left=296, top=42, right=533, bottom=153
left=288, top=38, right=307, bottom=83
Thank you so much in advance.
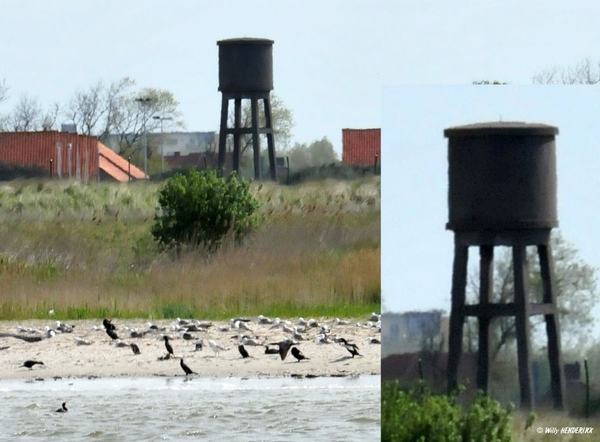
left=339, top=338, right=361, bottom=358
left=238, top=344, right=250, bottom=359
left=130, top=343, right=141, bottom=355
left=105, top=328, right=119, bottom=341
left=269, top=340, right=297, bottom=361
left=55, top=402, right=68, bottom=413
left=103, top=318, right=116, bottom=331
left=180, top=358, right=197, bottom=376
left=21, top=360, right=44, bottom=370
left=291, top=346, right=308, bottom=362
left=163, top=335, right=174, bottom=357
left=264, top=345, right=279, bottom=355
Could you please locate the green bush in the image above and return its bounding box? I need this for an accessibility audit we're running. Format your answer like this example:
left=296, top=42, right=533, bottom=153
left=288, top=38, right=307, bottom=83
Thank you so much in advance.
left=151, top=168, right=259, bottom=251
left=382, top=381, right=513, bottom=442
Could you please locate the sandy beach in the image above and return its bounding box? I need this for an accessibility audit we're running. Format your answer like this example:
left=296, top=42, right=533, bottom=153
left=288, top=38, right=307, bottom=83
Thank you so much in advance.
left=0, top=317, right=380, bottom=380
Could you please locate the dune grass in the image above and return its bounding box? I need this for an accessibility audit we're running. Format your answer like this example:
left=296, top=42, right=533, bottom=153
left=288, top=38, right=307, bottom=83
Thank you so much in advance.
left=0, top=176, right=380, bottom=320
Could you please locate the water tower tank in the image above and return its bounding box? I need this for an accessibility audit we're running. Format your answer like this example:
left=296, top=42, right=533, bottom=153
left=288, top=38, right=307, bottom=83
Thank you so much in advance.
left=217, top=38, right=274, bottom=93
left=444, top=122, right=558, bottom=231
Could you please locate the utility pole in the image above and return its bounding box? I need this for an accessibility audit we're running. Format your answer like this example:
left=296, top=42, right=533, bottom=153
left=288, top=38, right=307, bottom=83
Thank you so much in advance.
left=135, top=97, right=153, bottom=177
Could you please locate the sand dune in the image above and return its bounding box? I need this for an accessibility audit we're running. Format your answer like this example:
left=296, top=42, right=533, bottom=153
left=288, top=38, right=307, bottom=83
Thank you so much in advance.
left=0, top=317, right=380, bottom=380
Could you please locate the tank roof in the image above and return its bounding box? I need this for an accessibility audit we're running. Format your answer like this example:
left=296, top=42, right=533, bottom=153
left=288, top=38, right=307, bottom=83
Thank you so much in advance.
left=217, top=38, right=274, bottom=46
left=444, top=121, right=559, bottom=138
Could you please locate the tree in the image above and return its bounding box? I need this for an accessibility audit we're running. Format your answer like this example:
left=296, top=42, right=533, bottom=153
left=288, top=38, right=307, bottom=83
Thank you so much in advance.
left=151, top=168, right=259, bottom=252
left=287, top=137, right=338, bottom=170
left=0, top=79, right=8, bottom=105
left=472, top=80, right=508, bottom=85
left=532, top=57, right=600, bottom=84
left=467, top=231, right=600, bottom=357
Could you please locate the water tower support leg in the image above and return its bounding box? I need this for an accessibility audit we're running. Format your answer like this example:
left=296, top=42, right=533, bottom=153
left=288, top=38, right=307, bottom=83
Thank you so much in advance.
left=251, top=96, right=260, bottom=179
left=477, top=245, right=494, bottom=393
left=218, top=95, right=229, bottom=176
left=513, top=242, right=535, bottom=409
left=538, top=244, right=566, bottom=410
left=448, top=242, right=468, bottom=394
left=233, top=98, right=242, bottom=173
left=263, top=98, right=277, bottom=181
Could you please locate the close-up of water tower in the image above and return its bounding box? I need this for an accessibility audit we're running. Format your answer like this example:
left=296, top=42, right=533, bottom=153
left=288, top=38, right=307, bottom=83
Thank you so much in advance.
left=216, top=38, right=277, bottom=181
left=444, top=122, right=566, bottom=410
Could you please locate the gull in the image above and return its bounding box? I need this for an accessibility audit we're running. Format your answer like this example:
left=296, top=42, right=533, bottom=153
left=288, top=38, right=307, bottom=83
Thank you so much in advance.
left=21, top=360, right=45, bottom=370
left=269, top=339, right=297, bottom=361
left=129, top=329, right=146, bottom=338
left=180, top=358, right=197, bottom=376
left=282, top=324, right=294, bottom=334
left=367, top=337, right=381, bottom=345
left=297, top=317, right=307, bottom=326
left=315, top=334, right=333, bottom=345
left=320, top=325, right=330, bottom=334
left=291, top=347, right=309, bottom=362
left=333, top=318, right=350, bottom=326
left=291, top=327, right=305, bottom=341
left=44, top=326, right=56, bottom=338
left=55, top=402, right=68, bottom=413
left=74, top=337, right=92, bottom=346
left=307, top=319, right=320, bottom=328
left=55, top=321, right=74, bottom=333
left=176, top=318, right=190, bottom=327
left=240, top=336, right=262, bottom=346
left=196, top=321, right=213, bottom=329
left=48, top=309, right=55, bottom=316
left=208, top=340, right=229, bottom=357
left=233, top=320, right=252, bottom=332
left=370, top=312, right=381, bottom=322
left=257, top=315, right=273, bottom=324
left=113, top=339, right=130, bottom=348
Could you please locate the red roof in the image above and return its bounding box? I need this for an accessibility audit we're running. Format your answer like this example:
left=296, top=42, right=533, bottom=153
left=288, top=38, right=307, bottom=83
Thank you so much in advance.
left=0, top=131, right=146, bottom=182
left=342, top=128, right=380, bottom=166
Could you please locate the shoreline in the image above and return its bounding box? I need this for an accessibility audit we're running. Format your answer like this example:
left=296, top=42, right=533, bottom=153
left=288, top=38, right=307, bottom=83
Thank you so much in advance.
left=0, top=317, right=381, bottom=381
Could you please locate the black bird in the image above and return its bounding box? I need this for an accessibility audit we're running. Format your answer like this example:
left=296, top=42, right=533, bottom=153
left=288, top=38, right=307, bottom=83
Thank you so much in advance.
left=103, top=318, right=116, bottom=331
left=180, top=358, right=197, bottom=376
left=339, top=338, right=361, bottom=358
left=163, top=336, right=174, bottom=357
left=238, top=344, right=250, bottom=359
left=21, top=360, right=44, bottom=370
left=105, top=328, right=119, bottom=341
left=195, top=340, right=203, bottom=351
left=291, top=346, right=309, bottom=362
left=182, top=332, right=193, bottom=341
left=130, top=343, right=141, bottom=355
left=55, top=402, right=68, bottom=413
left=269, top=340, right=297, bottom=361
left=264, top=345, right=279, bottom=355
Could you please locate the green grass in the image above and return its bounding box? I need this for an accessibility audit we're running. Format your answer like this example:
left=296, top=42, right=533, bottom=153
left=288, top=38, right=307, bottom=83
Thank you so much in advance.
left=0, top=176, right=380, bottom=320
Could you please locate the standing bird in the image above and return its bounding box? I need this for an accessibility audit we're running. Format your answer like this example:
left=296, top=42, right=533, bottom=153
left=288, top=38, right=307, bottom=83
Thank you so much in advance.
left=55, top=402, right=68, bottom=413
left=208, top=340, right=229, bottom=357
left=291, top=346, right=309, bottom=362
left=103, top=318, right=116, bottom=331
left=163, top=336, right=175, bottom=358
left=180, top=358, right=197, bottom=376
left=269, top=340, right=297, bottom=361
left=130, top=343, right=141, bottom=355
left=21, top=360, right=44, bottom=370
left=339, top=338, right=361, bottom=358
left=238, top=344, right=250, bottom=359
left=105, top=328, right=119, bottom=341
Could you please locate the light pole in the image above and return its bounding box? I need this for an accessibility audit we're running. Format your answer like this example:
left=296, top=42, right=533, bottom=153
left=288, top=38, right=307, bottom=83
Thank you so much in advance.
left=135, top=97, right=153, bottom=177
left=153, top=115, right=172, bottom=175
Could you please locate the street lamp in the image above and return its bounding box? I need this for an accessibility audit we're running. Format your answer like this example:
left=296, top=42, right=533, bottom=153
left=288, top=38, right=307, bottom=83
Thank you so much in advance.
left=153, top=115, right=173, bottom=175
left=135, top=97, right=153, bottom=177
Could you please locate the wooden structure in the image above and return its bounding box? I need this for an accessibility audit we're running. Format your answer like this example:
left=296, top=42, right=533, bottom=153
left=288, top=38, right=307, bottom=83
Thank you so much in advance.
left=444, top=122, right=566, bottom=410
left=217, top=38, right=276, bottom=180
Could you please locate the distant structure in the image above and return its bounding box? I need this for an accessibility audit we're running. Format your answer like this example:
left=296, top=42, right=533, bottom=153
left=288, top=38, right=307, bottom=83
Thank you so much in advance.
left=342, top=128, right=380, bottom=171
left=217, top=38, right=277, bottom=180
left=382, top=310, right=445, bottom=357
left=444, top=122, right=565, bottom=410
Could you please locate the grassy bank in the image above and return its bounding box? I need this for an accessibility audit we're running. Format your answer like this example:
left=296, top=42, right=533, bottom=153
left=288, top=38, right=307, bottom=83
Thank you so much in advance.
left=0, top=177, right=380, bottom=320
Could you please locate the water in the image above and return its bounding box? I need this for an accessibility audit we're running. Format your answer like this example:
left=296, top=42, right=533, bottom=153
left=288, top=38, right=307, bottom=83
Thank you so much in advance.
left=0, top=375, right=380, bottom=441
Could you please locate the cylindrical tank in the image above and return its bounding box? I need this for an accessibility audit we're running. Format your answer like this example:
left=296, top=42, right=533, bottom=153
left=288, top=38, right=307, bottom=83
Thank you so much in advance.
left=444, top=122, right=558, bottom=231
left=217, top=38, right=273, bottom=93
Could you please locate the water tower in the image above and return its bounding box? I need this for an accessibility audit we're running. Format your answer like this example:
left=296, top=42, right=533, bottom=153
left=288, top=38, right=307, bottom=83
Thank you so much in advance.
left=217, top=38, right=276, bottom=180
left=444, top=121, right=565, bottom=410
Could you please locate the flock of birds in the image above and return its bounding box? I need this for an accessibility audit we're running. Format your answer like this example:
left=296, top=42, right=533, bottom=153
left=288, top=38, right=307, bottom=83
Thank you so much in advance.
left=7, top=313, right=381, bottom=413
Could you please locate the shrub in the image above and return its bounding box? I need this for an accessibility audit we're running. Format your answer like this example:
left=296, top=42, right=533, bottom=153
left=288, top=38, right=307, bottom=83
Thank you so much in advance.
left=382, top=381, right=513, bottom=442
left=151, top=169, right=259, bottom=251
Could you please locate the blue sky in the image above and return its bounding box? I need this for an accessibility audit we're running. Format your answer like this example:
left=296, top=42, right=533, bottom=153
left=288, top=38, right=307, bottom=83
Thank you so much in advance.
left=2, top=1, right=600, bottom=156
left=382, top=86, right=600, bottom=340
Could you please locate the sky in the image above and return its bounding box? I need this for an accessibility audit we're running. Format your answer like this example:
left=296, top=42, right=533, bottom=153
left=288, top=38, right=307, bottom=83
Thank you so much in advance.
left=382, top=86, right=600, bottom=341
left=2, top=1, right=600, bottom=157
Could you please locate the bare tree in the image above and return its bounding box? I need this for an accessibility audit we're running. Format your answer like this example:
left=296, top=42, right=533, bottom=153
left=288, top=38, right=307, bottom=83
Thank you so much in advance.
left=532, top=57, right=600, bottom=84
left=66, top=81, right=107, bottom=135
left=0, top=79, right=8, bottom=105
left=41, top=102, right=61, bottom=131
left=10, top=93, right=43, bottom=131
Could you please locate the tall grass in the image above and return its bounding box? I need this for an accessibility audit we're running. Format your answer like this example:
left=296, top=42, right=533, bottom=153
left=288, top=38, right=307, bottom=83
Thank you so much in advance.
left=0, top=177, right=380, bottom=320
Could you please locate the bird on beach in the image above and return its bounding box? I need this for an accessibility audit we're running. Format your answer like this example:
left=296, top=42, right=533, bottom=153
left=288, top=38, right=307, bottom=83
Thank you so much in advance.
left=20, top=360, right=45, bottom=370
left=264, top=345, right=280, bottom=355
left=103, top=318, right=116, bottom=331
left=208, top=340, right=229, bottom=357
left=180, top=358, right=197, bottom=376
left=195, top=340, right=204, bottom=351
left=367, top=337, right=381, bottom=345
left=339, top=338, right=361, bottom=358
left=55, top=402, right=68, bottom=413
left=269, top=340, right=297, bottom=361
left=291, top=347, right=309, bottom=362
left=238, top=344, right=250, bottom=359
left=105, top=327, right=119, bottom=341
left=163, top=336, right=175, bottom=357
left=130, top=343, right=141, bottom=355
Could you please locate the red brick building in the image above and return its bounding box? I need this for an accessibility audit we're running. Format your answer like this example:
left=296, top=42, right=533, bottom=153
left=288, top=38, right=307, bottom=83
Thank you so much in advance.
left=0, top=131, right=146, bottom=181
left=342, top=128, right=380, bottom=167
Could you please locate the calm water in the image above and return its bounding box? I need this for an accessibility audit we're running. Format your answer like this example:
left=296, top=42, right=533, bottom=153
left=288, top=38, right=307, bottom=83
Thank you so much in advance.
left=0, top=375, right=380, bottom=441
